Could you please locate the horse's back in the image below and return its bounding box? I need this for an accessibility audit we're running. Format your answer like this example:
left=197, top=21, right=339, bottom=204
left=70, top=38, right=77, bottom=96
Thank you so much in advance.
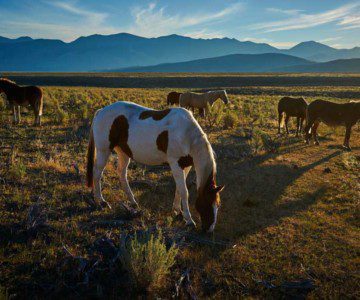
left=278, top=97, right=307, bottom=117
left=92, top=101, right=198, bottom=162
left=308, top=99, right=360, bottom=125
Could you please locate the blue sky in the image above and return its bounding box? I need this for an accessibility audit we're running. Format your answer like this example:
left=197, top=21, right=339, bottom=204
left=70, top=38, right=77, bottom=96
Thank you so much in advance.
left=0, top=0, right=359, bottom=48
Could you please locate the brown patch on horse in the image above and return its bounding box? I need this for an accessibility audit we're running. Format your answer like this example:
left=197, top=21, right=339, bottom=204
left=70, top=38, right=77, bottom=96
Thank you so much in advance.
left=167, top=92, right=182, bottom=105
left=109, top=115, right=133, bottom=158
left=156, top=131, right=168, bottom=153
left=178, top=155, right=193, bottom=169
left=139, top=109, right=171, bottom=121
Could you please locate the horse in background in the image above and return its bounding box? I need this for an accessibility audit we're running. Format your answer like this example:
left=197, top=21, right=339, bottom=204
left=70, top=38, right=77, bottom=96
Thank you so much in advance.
left=304, top=99, right=360, bottom=150
left=179, top=90, right=229, bottom=118
left=86, top=101, right=224, bottom=232
left=278, top=96, right=308, bottom=136
left=0, top=78, right=43, bottom=125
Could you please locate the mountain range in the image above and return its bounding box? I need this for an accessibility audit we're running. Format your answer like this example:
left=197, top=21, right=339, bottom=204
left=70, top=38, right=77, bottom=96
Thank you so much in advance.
left=116, top=54, right=360, bottom=73
left=0, top=33, right=359, bottom=72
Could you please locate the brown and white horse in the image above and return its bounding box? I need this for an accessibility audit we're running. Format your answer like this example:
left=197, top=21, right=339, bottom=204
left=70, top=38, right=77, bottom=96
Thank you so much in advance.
left=86, top=101, right=224, bottom=232
left=0, top=78, right=43, bottom=125
left=179, top=90, right=229, bottom=117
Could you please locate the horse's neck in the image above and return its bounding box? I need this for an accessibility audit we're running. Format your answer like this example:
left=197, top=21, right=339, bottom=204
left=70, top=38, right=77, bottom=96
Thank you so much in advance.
left=208, top=91, right=221, bottom=105
left=0, top=82, right=15, bottom=93
left=192, top=137, right=216, bottom=192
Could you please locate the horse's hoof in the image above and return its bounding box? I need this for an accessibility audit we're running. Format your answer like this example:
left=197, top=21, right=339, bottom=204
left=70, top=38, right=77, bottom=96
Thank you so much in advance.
left=342, top=145, right=351, bottom=151
left=100, top=200, right=112, bottom=209
left=314, top=141, right=320, bottom=146
left=173, top=213, right=184, bottom=222
left=185, top=221, right=196, bottom=230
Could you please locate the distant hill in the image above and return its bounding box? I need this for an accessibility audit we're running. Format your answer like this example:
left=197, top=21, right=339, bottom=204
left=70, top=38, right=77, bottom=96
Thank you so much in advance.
left=284, top=41, right=360, bottom=62
left=0, top=33, right=359, bottom=71
left=276, top=58, right=360, bottom=73
left=115, top=53, right=313, bottom=73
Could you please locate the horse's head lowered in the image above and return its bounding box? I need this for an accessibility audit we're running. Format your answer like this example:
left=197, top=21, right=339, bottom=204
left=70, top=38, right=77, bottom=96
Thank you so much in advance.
left=220, top=90, right=230, bottom=105
left=196, top=172, right=224, bottom=233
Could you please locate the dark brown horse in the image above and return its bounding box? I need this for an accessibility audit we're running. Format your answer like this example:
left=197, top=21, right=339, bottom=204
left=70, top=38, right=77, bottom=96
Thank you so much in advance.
left=0, top=78, right=43, bottom=125
left=304, top=99, right=360, bottom=150
left=278, top=96, right=308, bottom=136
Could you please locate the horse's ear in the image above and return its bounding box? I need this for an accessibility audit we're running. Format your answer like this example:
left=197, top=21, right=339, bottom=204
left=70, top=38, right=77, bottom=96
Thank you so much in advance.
left=214, top=185, right=225, bottom=193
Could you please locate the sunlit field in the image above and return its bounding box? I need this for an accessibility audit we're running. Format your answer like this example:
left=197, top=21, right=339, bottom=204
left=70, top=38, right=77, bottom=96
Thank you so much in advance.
left=0, top=77, right=359, bottom=298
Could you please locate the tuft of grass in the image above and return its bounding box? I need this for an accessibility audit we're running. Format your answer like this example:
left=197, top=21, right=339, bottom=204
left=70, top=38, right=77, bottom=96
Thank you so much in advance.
left=223, top=111, right=238, bottom=129
left=8, top=160, right=27, bottom=181
left=338, top=153, right=359, bottom=170
left=121, top=230, right=178, bottom=292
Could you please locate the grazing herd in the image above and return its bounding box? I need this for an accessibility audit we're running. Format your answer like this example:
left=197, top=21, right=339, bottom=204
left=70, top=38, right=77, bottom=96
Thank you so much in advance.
left=1, top=78, right=359, bottom=232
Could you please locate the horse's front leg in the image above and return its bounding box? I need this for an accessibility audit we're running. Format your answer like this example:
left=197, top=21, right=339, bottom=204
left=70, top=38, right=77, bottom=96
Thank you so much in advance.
left=12, top=105, right=17, bottom=124
left=172, top=166, right=192, bottom=218
left=169, top=161, right=195, bottom=227
left=116, top=150, right=138, bottom=207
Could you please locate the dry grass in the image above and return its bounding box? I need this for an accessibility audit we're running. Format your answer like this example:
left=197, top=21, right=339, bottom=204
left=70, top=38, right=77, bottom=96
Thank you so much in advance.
left=0, top=82, right=359, bottom=298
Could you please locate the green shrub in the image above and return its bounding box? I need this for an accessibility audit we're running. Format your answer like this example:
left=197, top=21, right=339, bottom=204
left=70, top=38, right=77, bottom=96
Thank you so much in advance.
left=248, top=128, right=281, bottom=154
left=223, top=111, right=238, bottom=129
left=121, top=230, right=178, bottom=292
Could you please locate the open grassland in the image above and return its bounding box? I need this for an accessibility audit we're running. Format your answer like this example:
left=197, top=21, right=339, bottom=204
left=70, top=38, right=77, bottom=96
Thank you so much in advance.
left=3, top=72, right=360, bottom=88
left=0, top=83, right=359, bottom=298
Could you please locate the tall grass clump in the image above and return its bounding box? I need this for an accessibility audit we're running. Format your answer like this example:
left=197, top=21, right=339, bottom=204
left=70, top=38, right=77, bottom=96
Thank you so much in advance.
left=8, top=160, right=27, bottom=181
left=121, top=230, right=178, bottom=292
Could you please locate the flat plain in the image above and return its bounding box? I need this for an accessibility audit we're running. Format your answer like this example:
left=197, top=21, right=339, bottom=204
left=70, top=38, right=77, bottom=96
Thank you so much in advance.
left=0, top=74, right=359, bottom=298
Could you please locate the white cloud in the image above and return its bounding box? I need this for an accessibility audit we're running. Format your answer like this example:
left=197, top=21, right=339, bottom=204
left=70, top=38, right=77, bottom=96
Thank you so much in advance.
left=252, top=3, right=360, bottom=32
left=266, top=8, right=303, bottom=16
left=127, top=2, right=244, bottom=37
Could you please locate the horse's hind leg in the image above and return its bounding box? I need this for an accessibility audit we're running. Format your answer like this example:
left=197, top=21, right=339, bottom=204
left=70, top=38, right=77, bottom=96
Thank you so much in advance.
left=116, top=150, right=138, bottom=207
left=17, top=106, right=21, bottom=124
left=93, top=148, right=111, bottom=209
left=285, top=115, right=290, bottom=134
left=343, top=125, right=352, bottom=150
left=312, top=121, right=320, bottom=145
left=296, top=117, right=300, bottom=136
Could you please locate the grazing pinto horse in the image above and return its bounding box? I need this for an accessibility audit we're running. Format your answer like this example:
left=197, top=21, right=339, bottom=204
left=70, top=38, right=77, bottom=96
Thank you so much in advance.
left=167, top=91, right=182, bottom=105
left=0, top=78, right=43, bottom=125
left=304, top=99, right=360, bottom=150
left=86, top=101, right=224, bottom=232
left=278, top=96, right=308, bottom=136
left=179, top=90, right=229, bottom=117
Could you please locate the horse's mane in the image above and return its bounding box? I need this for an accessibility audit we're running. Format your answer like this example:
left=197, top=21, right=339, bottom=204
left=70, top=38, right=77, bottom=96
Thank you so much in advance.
left=0, top=78, right=18, bottom=87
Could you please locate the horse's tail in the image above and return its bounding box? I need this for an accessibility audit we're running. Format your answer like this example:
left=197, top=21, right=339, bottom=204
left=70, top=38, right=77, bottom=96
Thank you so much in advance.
left=278, top=108, right=284, bottom=128
left=86, top=124, right=95, bottom=188
left=38, top=94, right=43, bottom=116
